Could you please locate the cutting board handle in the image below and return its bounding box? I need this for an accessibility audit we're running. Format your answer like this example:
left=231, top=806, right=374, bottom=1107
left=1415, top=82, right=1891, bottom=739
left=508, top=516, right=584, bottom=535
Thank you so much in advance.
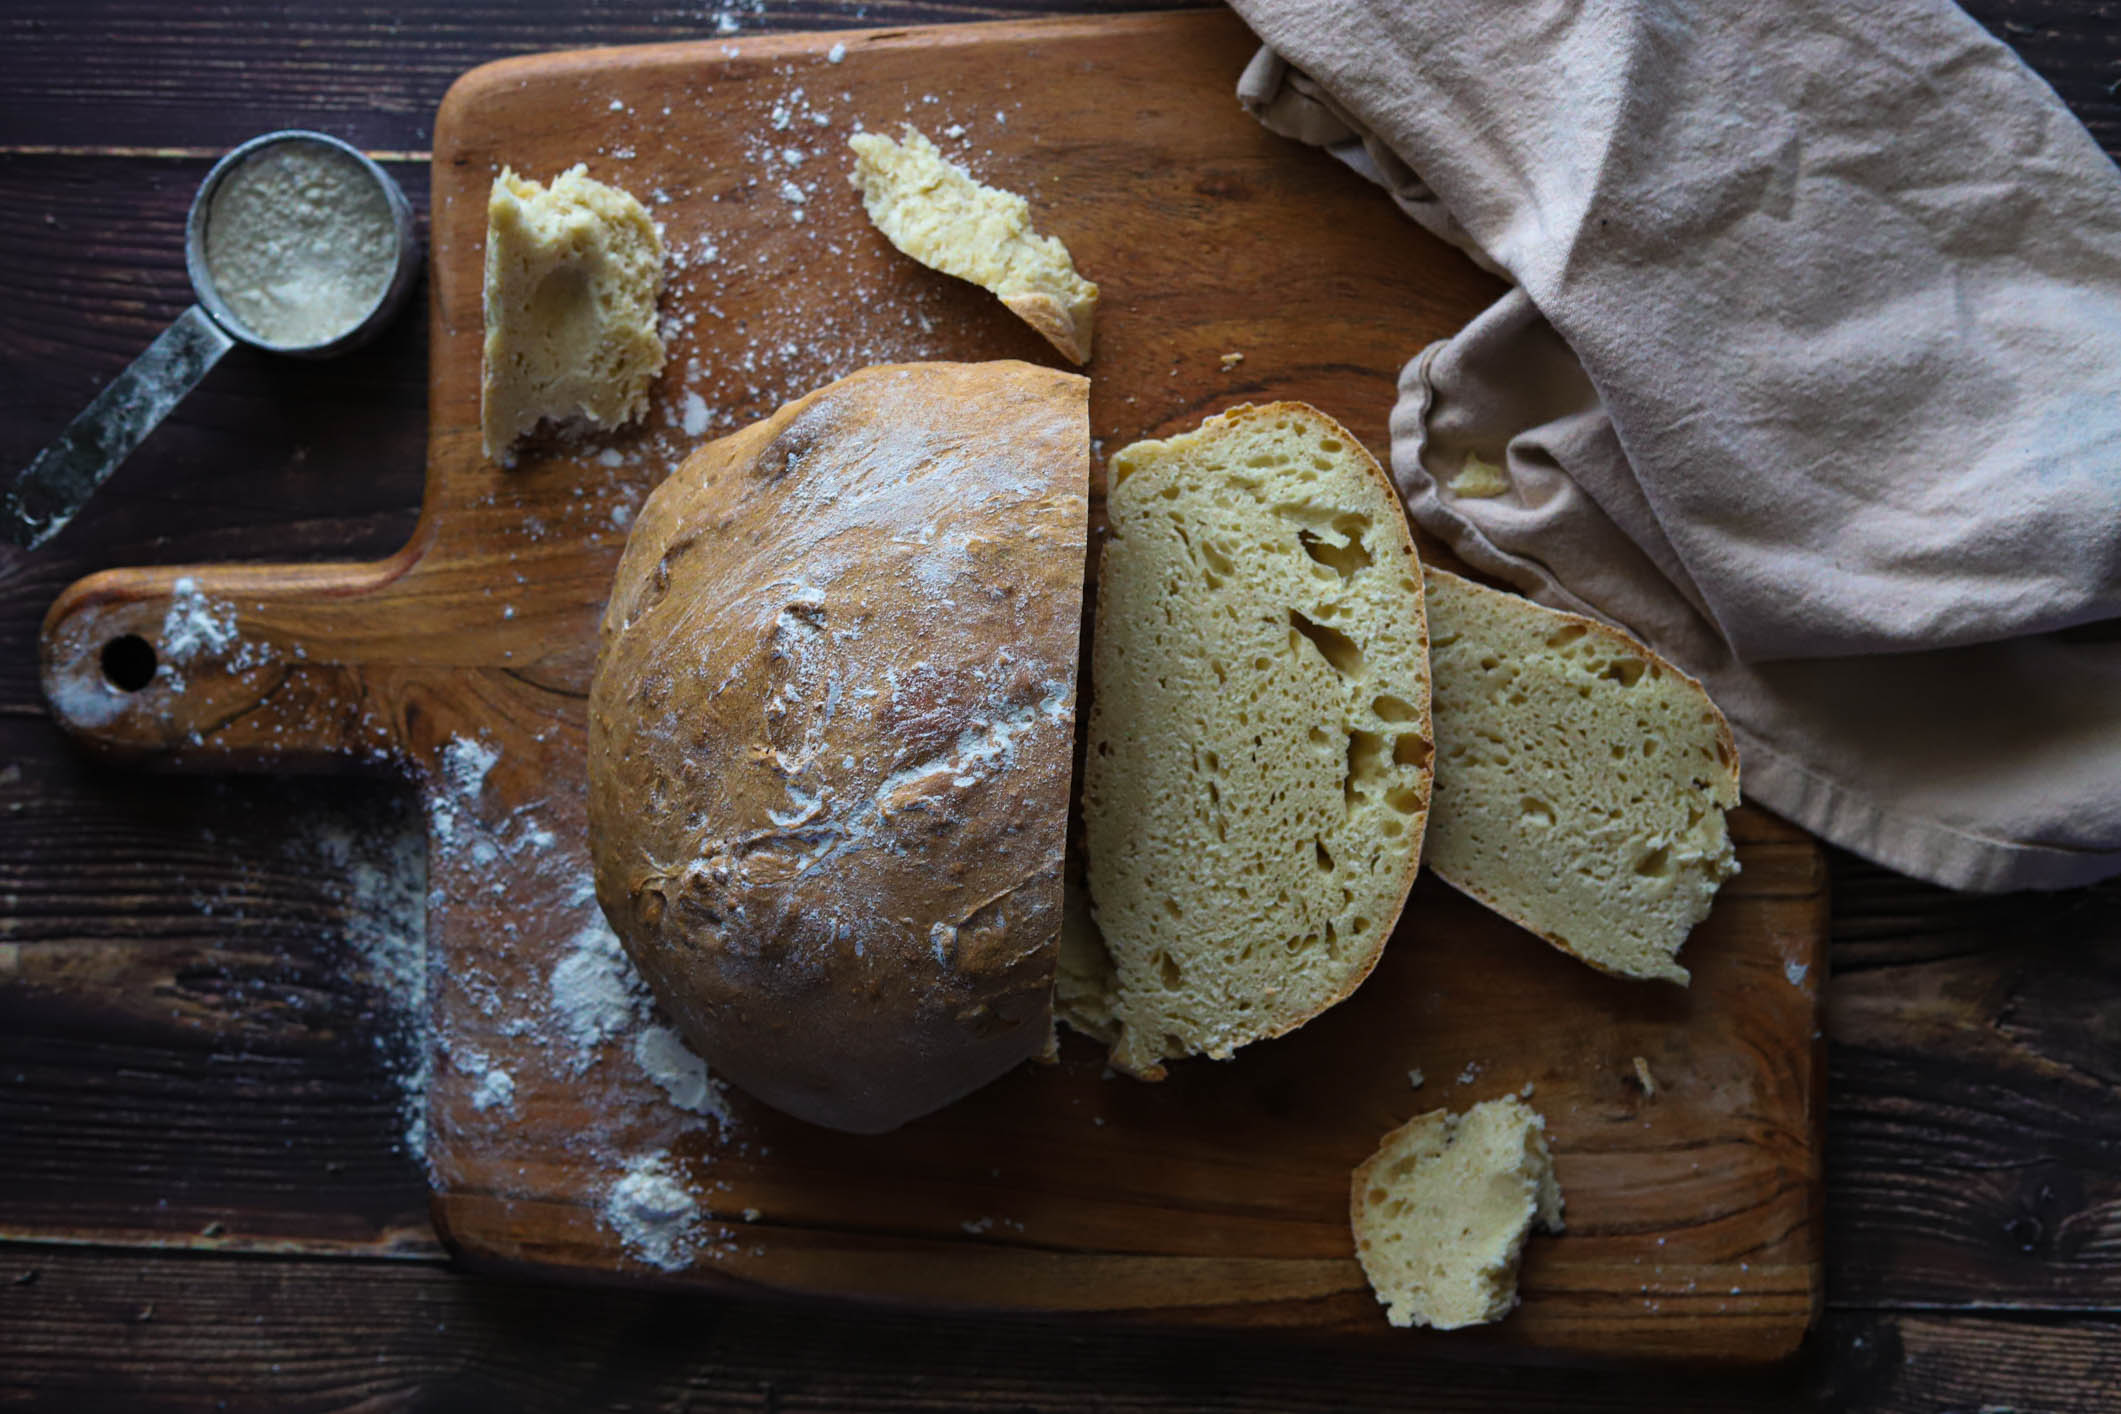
left=38, top=538, right=430, bottom=769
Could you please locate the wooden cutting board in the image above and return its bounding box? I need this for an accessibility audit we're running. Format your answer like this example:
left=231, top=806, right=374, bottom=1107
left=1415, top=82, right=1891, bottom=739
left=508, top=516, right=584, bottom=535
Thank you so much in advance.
left=36, top=11, right=1826, bottom=1362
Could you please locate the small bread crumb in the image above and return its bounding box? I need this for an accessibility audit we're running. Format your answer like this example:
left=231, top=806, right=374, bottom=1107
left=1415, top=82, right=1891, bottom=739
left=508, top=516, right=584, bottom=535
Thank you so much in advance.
left=1219, top=351, right=1245, bottom=370
left=1446, top=451, right=1509, bottom=498
left=1632, top=1055, right=1658, bottom=1097
left=1407, top=1067, right=1425, bottom=1089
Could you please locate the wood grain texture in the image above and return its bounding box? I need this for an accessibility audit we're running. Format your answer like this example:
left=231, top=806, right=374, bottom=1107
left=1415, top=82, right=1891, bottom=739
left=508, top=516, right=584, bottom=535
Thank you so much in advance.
left=0, top=716, right=437, bottom=1255
left=0, top=0, right=2111, bottom=155
left=1826, top=855, right=2121, bottom=1311
left=22, top=11, right=1824, bottom=1361
left=7, top=1248, right=2121, bottom=1414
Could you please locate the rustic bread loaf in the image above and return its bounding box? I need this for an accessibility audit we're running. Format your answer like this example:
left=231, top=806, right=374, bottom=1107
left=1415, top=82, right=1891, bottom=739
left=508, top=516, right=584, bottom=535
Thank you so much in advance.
left=587, top=362, right=1089, bottom=1133
left=1351, top=1097, right=1564, bottom=1330
left=481, top=165, right=666, bottom=464
left=1065, top=403, right=1433, bottom=1078
left=848, top=126, right=1098, bottom=364
left=1423, top=567, right=1740, bottom=983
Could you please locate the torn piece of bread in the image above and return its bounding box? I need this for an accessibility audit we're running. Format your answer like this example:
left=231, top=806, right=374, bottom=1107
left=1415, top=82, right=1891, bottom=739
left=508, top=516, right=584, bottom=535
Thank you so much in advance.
left=848, top=126, right=1098, bottom=364
left=1068, top=403, right=1433, bottom=1078
left=1423, top=567, right=1740, bottom=983
left=1352, top=1097, right=1564, bottom=1331
left=481, top=165, right=666, bottom=464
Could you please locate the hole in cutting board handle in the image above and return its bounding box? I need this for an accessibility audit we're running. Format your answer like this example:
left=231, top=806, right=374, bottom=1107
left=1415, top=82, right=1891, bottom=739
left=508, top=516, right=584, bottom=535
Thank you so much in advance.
left=100, top=634, right=158, bottom=692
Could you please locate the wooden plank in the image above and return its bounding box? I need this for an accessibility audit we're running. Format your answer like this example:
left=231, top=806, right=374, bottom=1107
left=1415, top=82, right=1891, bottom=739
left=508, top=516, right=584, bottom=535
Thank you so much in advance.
left=0, top=0, right=2111, bottom=156
left=0, top=1246, right=1813, bottom=1413
left=0, top=2, right=1217, bottom=153
left=5, top=1247, right=2120, bottom=1414
left=0, top=716, right=437, bottom=1256
left=1826, top=860, right=2121, bottom=1311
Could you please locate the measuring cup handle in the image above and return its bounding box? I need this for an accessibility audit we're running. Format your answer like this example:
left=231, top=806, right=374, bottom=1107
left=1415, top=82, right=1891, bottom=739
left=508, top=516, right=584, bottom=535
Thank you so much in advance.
left=4, top=304, right=236, bottom=550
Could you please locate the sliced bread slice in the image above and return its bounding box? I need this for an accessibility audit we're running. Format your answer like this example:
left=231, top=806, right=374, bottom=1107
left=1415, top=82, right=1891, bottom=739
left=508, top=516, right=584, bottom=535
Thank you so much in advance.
left=1351, top=1097, right=1564, bottom=1330
left=1422, top=567, right=1740, bottom=983
left=847, top=126, right=1098, bottom=363
left=1069, top=403, right=1433, bottom=1078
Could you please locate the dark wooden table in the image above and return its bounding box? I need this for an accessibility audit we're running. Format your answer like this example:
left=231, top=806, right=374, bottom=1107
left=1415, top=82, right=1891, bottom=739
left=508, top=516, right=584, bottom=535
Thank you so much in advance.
left=3, top=3, right=2119, bottom=1409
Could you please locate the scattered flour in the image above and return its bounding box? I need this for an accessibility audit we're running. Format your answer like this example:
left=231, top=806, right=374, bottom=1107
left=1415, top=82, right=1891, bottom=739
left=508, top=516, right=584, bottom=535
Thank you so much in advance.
left=297, top=807, right=429, bottom=1157
left=441, top=736, right=499, bottom=798
left=1786, top=959, right=1810, bottom=987
left=1457, top=1061, right=1483, bottom=1086
left=634, top=1025, right=732, bottom=1122
left=1407, top=1068, right=1425, bottom=1089
left=604, top=1151, right=701, bottom=1270
left=550, top=912, right=651, bottom=1060
left=459, top=1048, right=517, bottom=1114
left=428, top=735, right=499, bottom=848
left=680, top=389, right=711, bottom=438
left=161, top=577, right=240, bottom=663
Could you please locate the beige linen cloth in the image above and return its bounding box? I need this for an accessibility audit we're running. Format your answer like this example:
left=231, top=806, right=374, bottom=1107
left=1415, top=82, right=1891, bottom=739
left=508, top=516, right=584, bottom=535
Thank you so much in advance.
left=1229, top=0, right=2121, bottom=892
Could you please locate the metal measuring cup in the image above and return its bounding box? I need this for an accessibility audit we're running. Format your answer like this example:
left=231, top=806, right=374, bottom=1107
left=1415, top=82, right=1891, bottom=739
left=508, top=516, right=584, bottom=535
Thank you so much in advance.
left=4, top=130, right=422, bottom=550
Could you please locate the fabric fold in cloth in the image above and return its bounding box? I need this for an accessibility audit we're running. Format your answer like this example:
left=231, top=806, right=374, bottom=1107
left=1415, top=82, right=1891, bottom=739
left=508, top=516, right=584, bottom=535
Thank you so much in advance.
left=1230, top=0, right=2121, bottom=892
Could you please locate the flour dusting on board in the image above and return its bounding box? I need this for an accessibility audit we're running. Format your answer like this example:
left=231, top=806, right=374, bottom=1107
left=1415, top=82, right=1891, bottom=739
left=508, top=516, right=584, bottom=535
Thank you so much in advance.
left=372, top=56, right=1038, bottom=1264
left=550, top=909, right=651, bottom=1061
left=634, top=1025, right=733, bottom=1122
left=603, top=1151, right=702, bottom=1270
left=410, top=721, right=760, bottom=1270
left=161, top=577, right=241, bottom=663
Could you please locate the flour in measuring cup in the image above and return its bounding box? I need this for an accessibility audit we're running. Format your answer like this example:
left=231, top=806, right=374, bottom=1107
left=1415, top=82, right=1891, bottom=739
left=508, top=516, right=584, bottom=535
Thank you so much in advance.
left=204, top=142, right=395, bottom=347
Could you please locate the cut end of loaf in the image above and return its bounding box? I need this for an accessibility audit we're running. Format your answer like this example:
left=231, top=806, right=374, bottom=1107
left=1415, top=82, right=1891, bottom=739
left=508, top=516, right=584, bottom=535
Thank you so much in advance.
left=1421, top=567, right=1740, bottom=984
left=1351, top=1096, right=1564, bottom=1331
left=1070, top=402, right=1432, bottom=1077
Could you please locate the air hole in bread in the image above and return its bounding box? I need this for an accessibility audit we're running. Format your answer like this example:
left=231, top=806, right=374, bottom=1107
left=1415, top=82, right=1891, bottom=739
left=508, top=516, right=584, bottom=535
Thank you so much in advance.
left=1393, top=734, right=1432, bottom=770
left=1520, top=797, right=1556, bottom=829
left=1546, top=624, right=1587, bottom=650
left=1345, top=730, right=1388, bottom=807
left=1157, top=952, right=1184, bottom=988
left=1290, top=610, right=1364, bottom=677
left=1298, top=529, right=1374, bottom=579
left=1202, top=540, right=1235, bottom=577
left=1163, top=896, right=1183, bottom=920
left=1373, top=694, right=1419, bottom=723
left=1316, top=840, right=1335, bottom=871
left=1603, top=657, right=1647, bottom=687
left=1634, top=846, right=1672, bottom=878
left=1385, top=786, right=1424, bottom=815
